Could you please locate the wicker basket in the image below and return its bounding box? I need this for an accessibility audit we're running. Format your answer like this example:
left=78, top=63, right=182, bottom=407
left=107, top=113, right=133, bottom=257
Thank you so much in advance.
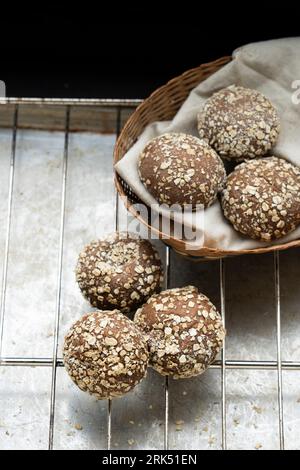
left=114, top=56, right=300, bottom=259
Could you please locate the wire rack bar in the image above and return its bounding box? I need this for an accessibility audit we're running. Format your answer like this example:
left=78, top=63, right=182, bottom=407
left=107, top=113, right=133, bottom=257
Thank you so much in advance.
left=164, top=376, right=169, bottom=450
left=107, top=399, right=112, bottom=450
left=164, top=246, right=171, bottom=450
left=48, top=106, right=70, bottom=450
left=1, top=357, right=300, bottom=370
left=219, top=258, right=227, bottom=450
left=0, top=98, right=142, bottom=107
left=107, top=106, right=123, bottom=451
left=274, top=251, right=285, bottom=449
left=0, top=105, right=18, bottom=358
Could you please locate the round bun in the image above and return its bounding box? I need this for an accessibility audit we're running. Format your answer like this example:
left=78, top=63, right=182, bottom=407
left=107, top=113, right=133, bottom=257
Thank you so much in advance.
left=138, top=133, right=226, bottom=208
left=76, top=232, right=163, bottom=313
left=197, top=85, right=280, bottom=160
left=63, top=310, right=149, bottom=399
left=221, top=157, right=300, bottom=241
left=134, top=286, right=225, bottom=379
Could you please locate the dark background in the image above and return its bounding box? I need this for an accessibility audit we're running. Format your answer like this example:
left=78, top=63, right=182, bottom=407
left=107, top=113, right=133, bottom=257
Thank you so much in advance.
left=1, top=6, right=300, bottom=99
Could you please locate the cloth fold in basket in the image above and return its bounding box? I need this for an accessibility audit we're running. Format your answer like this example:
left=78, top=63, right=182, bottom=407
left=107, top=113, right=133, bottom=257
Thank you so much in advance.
left=115, top=38, right=300, bottom=250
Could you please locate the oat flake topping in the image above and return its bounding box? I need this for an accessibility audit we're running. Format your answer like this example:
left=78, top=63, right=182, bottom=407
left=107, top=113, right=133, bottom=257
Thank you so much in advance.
left=138, top=133, right=226, bottom=208
left=221, top=157, right=300, bottom=240
left=63, top=310, right=149, bottom=399
left=134, top=286, right=225, bottom=379
left=76, top=232, right=163, bottom=313
left=197, top=85, right=280, bottom=160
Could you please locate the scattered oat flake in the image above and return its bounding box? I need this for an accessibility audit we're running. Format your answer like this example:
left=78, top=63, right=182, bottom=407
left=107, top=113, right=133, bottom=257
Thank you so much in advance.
left=129, top=420, right=135, bottom=425
left=175, top=420, right=184, bottom=425
left=149, top=404, right=153, bottom=410
left=255, top=443, right=262, bottom=450
left=74, top=423, right=83, bottom=431
left=253, top=405, right=262, bottom=414
left=182, top=391, right=187, bottom=396
left=128, top=439, right=135, bottom=446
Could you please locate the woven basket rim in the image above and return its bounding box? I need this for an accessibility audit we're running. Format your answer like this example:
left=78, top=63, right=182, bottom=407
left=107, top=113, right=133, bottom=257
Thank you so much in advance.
left=113, top=57, right=300, bottom=258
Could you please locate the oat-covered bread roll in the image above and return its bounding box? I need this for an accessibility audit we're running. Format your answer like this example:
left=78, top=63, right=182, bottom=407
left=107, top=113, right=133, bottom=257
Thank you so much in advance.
left=138, top=133, right=226, bottom=208
left=63, top=310, right=149, bottom=399
left=76, top=232, right=163, bottom=313
left=221, top=157, right=300, bottom=241
left=198, top=85, right=280, bottom=160
left=134, top=286, right=225, bottom=379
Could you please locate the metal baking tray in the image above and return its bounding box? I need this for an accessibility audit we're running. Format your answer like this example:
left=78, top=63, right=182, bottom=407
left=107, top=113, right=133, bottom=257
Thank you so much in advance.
left=0, top=98, right=299, bottom=450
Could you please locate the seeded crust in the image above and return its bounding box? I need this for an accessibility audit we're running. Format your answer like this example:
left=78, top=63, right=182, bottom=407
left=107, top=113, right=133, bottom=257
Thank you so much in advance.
left=138, top=133, right=226, bottom=208
left=134, top=286, right=225, bottom=379
left=76, top=232, right=163, bottom=313
left=221, top=157, right=300, bottom=241
left=197, top=85, right=280, bottom=161
left=63, top=310, right=149, bottom=399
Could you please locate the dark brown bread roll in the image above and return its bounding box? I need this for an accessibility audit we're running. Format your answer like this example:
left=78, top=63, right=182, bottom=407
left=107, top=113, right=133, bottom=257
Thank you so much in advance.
left=76, top=232, right=163, bottom=313
left=221, top=157, right=300, bottom=241
left=134, top=286, right=225, bottom=379
left=198, top=85, right=280, bottom=160
left=138, top=133, right=226, bottom=208
left=63, top=310, right=149, bottom=399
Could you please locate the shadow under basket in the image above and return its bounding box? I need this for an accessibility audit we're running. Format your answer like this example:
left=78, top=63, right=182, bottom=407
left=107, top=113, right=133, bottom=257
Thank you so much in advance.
left=113, top=56, right=300, bottom=260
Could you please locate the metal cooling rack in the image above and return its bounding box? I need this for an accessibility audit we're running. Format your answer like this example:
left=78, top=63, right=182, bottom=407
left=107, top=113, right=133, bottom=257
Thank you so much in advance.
left=0, top=98, right=298, bottom=450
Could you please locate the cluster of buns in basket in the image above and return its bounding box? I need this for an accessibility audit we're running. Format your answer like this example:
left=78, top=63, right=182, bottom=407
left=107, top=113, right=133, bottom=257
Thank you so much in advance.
left=139, top=85, right=300, bottom=242
left=63, top=85, right=300, bottom=400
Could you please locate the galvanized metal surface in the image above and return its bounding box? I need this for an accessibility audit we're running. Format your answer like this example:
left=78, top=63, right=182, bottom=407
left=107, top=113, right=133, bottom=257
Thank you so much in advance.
left=0, top=100, right=299, bottom=450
